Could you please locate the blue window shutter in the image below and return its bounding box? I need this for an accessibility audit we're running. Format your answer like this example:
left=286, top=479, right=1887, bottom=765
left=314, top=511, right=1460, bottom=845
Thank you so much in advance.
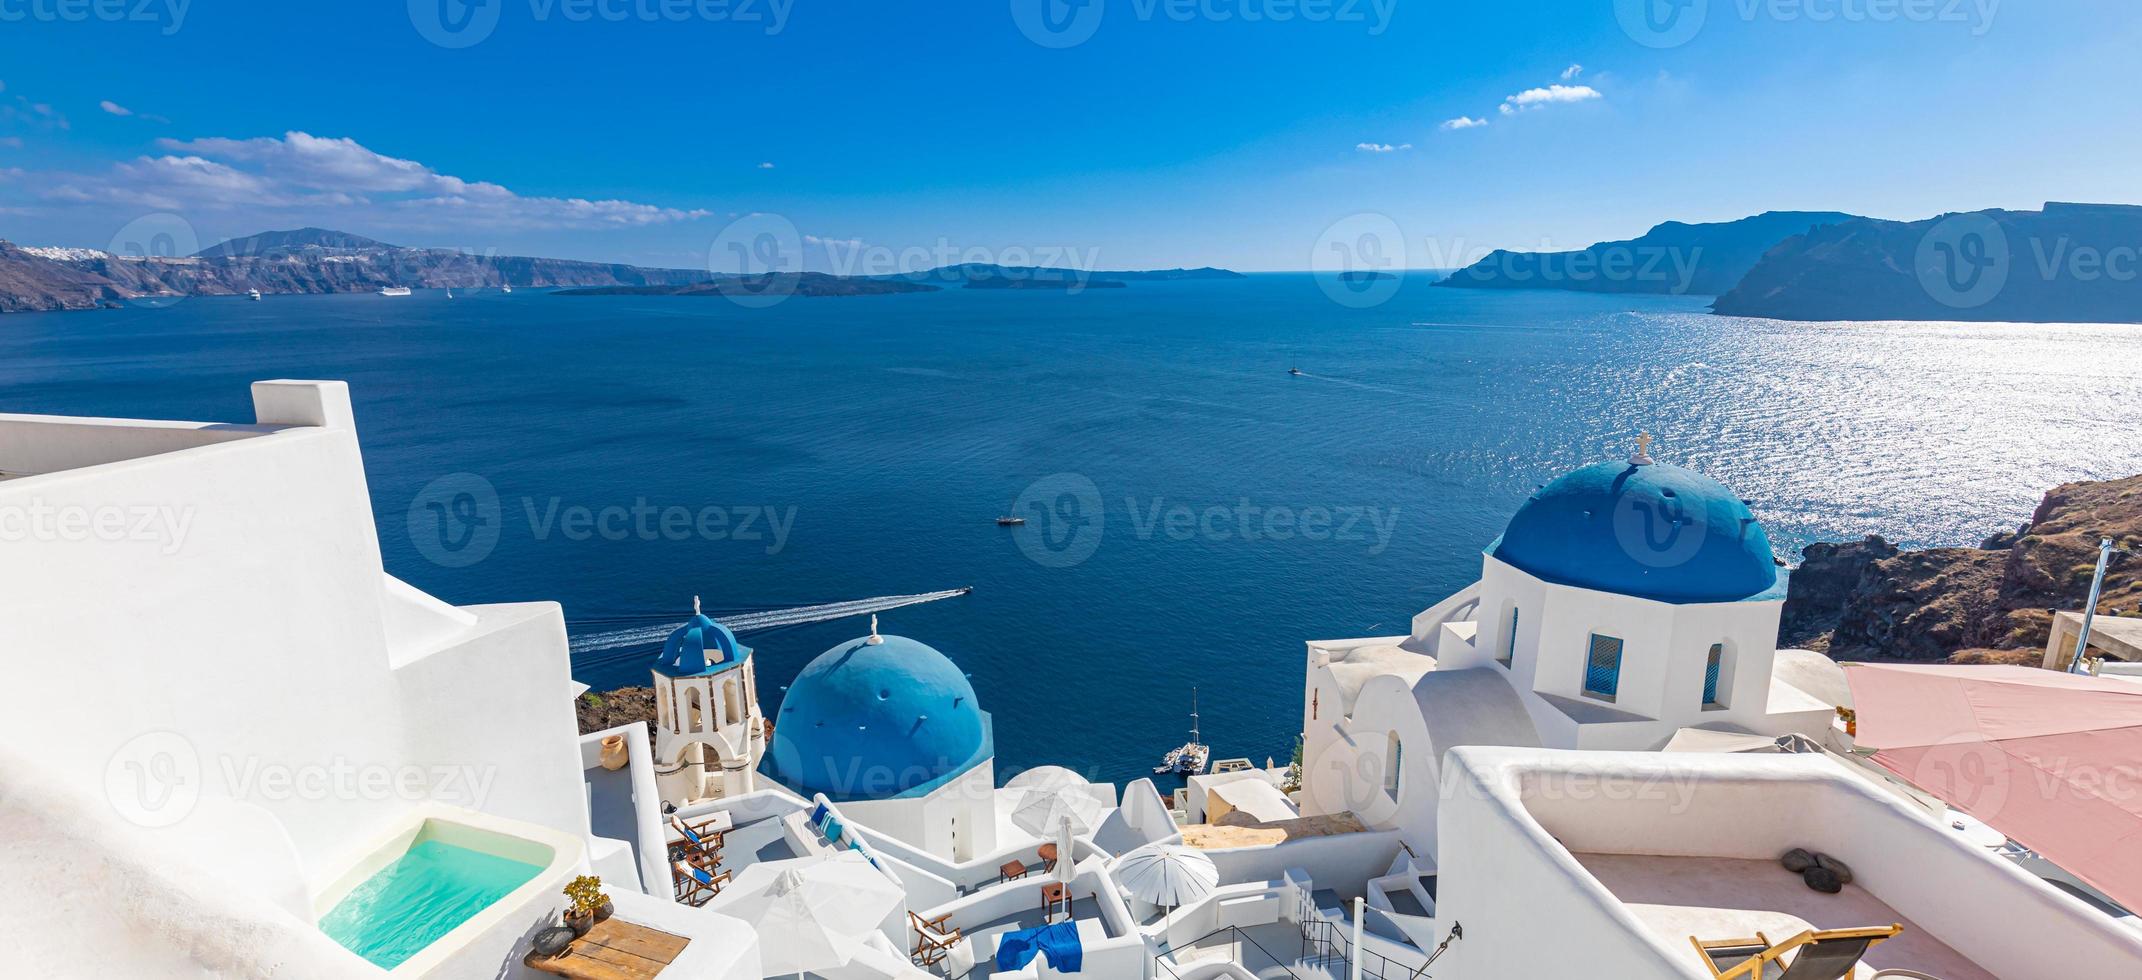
left=1704, top=644, right=1724, bottom=706
left=1584, top=634, right=1623, bottom=700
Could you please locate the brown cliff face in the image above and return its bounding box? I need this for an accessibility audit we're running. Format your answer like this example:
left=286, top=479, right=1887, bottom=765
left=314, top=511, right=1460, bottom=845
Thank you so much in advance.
left=1783, top=475, right=2142, bottom=661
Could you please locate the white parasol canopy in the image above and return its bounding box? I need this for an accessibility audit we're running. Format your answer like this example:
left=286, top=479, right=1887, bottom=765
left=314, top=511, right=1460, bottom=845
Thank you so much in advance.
left=1111, top=843, right=1218, bottom=909
left=711, top=852, right=904, bottom=976
left=1007, top=765, right=1092, bottom=793
left=1011, top=783, right=1105, bottom=836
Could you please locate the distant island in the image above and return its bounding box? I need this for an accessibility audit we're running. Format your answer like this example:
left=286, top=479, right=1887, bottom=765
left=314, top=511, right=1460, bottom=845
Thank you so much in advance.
left=0, top=227, right=717, bottom=313
left=1337, top=271, right=1398, bottom=282
left=555, top=275, right=938, bottom=298
left=1437, top=211, right=1861, bottom=296
left=0, top=229, right=1245, bottom=313
left=1713, top=203, right=2142, bottom=323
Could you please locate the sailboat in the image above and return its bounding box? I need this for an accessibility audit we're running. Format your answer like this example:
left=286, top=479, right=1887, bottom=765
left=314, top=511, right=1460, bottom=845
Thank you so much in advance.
left=1153, top=687, right=1211, bottom=775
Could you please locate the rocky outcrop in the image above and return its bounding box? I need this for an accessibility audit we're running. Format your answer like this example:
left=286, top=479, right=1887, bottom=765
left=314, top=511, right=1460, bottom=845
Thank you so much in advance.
left=1437, top=211, right=1860, bottom=296
left=1715, top=202, right=2142, bottom=323
left=1783, top=474, right=2142, bottom=661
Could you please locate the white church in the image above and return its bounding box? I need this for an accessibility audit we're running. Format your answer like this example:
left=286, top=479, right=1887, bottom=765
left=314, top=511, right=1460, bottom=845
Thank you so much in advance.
left=1296, top=437, right=1844, bottom=845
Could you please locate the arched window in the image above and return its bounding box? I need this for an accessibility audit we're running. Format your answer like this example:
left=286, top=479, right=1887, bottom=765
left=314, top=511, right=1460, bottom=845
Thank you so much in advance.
left=686, top=686, right=705, bottom=731
left=723, top=678, right=742, bottom=725
left=1703, top=643, right=1727, bottom=709
left=1383, top=732, right=1404, bottom=802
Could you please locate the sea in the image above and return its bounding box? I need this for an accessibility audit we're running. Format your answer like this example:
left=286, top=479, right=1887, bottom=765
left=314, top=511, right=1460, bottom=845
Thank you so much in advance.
left=6, top=274, right=2139, bottom=787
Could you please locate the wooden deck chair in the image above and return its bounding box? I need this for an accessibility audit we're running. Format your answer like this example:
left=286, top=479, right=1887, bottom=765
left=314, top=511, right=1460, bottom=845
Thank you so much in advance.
left=908, top=909, right=961, bottom=967
left=673, top=860, right=731, bottom=907
left=668, top=814, right=725, bottom=862
left=1692, top=925, right=1904, bottom=980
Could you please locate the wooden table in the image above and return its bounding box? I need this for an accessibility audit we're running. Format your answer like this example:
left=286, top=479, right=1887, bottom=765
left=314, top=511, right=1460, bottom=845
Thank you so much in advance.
left=1000, top=858, right=1029, bottom=881
left=524, top=918, right=692, bottom=980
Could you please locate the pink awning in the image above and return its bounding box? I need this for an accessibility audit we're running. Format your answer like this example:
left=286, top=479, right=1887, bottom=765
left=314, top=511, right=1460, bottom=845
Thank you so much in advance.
left=1845, top=663, right=2142, bottom=914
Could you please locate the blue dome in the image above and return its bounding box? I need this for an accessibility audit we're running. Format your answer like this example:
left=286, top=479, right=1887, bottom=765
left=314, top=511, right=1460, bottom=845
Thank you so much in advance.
left=764, top=634, right=993, bottom=803
left=1490, top=460, right=1783, bottom=604
left=655, top=614, right=750, bottom=678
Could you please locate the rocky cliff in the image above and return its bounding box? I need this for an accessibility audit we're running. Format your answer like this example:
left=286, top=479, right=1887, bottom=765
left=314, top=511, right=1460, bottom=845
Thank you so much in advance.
left=1437, top=211, right=1859, bottom=296
left=0, top=231, right=720, bottom=312
left=1782, top=474, right=2142, bottom=661
left=1714, top=203, right=2142, bottom=323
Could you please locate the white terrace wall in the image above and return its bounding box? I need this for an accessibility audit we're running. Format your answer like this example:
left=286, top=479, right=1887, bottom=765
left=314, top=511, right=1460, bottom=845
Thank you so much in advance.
left=0, top=382, right=587, bottom=874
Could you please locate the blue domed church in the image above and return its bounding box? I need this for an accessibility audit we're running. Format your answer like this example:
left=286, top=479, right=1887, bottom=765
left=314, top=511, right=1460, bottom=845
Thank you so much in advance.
left=1294, top=438, right=1844, bottom=852
left=761, top=620, right=999, bottom=861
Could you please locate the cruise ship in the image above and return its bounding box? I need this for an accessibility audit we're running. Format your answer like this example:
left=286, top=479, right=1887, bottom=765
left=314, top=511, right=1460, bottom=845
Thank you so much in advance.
left=3, top=381, right=2138, bottom=979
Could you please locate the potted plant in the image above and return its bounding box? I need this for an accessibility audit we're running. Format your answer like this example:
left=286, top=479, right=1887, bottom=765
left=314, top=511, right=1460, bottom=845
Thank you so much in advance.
left=563, top=875, right=612, bottom=935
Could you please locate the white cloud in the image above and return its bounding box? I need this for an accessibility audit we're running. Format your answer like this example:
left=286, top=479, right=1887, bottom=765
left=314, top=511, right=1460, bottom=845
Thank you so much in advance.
left=1440, top=116, right=1488, bottom=131
left=1356, top=142, right=1413, bottom=153
left=1500, top=84, right=1602, bottom=115
left=1561, top=63, right=1584, bottom=81
left=99, top=100, right=132, bottom=117
left=20, top=130, right=712, bottom=231
left=758, top=162, right=775, bottom=169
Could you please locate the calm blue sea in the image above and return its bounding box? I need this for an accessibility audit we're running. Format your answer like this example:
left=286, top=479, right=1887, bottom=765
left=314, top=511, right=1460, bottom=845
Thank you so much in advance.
left=7, top=275, right=2139, bottom=785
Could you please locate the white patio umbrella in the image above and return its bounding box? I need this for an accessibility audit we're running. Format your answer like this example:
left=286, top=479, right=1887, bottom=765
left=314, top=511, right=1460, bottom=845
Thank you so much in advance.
left=1051, top=815, right=1078, bottom=922
left=1112, top=843, right=1218, bottom=910
left=712, top=852, right=904, bottom=976
left=1007, top=765, right=1091, bottom=793
left=1011, top=783, right=1105, bottom=836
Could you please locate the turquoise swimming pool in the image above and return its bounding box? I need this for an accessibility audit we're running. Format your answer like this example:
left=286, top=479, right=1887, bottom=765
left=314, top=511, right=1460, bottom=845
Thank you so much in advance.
left=319, top=838, right=544, bottom=970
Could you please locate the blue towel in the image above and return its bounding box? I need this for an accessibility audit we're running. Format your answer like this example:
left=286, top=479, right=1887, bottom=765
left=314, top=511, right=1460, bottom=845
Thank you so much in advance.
left=809, top=803, right=829, bottom=827
left=994, top=922, right=1081, bottom=974
left=822, top=816, right=843, bottom=843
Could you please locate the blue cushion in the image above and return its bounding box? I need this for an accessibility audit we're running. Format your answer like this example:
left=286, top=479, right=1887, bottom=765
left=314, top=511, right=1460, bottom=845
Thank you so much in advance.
left=822, top=816, right=843, bottom=842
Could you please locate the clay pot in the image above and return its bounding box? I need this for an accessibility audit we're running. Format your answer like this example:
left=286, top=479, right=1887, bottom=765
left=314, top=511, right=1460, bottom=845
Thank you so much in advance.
left=596, top=900, right=615, bottom=922
left=599, top=735, right=629, bottom=771
left=565, top=909, right=595, bottom=936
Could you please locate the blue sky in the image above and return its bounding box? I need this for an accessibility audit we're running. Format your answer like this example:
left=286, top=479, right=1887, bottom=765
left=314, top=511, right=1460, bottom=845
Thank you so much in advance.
left=1, top=1, right=2136, bottom=271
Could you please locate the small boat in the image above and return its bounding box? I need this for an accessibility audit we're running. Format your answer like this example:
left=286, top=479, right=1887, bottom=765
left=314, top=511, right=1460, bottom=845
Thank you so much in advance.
left=246, top=289, right=262, bottom=301
left=1288, top=368, right=1302, bottom=376
left=379, top=286, right=412, bottom=297
left=1154, top=688, right=1211, bottom=775
left=995, top=516, right=1027, bottom=526
left=445, top=288, right=455, bottom=299
left=500, top=283, right=513, bottom=293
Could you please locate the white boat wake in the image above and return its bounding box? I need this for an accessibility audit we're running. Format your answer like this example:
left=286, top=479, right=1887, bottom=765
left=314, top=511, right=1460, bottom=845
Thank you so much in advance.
left=568, top=588, right=971, bottom=655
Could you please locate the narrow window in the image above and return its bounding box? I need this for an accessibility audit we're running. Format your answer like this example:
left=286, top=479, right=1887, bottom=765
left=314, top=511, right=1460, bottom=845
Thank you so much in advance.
left=1383, top=732, right=1404, bottom=801
left=1703, top=644, right=1725, bottom=708
left=1311, top=690, right=1319, bottom=721
left=686, top=686, right=705, bottom=730
left=1583, top=634, right=1623, bottom=702
left=1499, top=607, right=1519, bottom=666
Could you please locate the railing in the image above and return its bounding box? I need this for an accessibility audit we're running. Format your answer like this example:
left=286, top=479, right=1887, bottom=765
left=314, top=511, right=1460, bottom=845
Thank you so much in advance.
left=1294, top=888, right=1458, bottom=980
left=1156, top=925, right=1303, bottom=980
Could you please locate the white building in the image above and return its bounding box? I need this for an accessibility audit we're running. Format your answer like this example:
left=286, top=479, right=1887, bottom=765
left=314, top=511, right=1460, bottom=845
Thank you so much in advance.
left=1297, top=443, right=1840, bottom=851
